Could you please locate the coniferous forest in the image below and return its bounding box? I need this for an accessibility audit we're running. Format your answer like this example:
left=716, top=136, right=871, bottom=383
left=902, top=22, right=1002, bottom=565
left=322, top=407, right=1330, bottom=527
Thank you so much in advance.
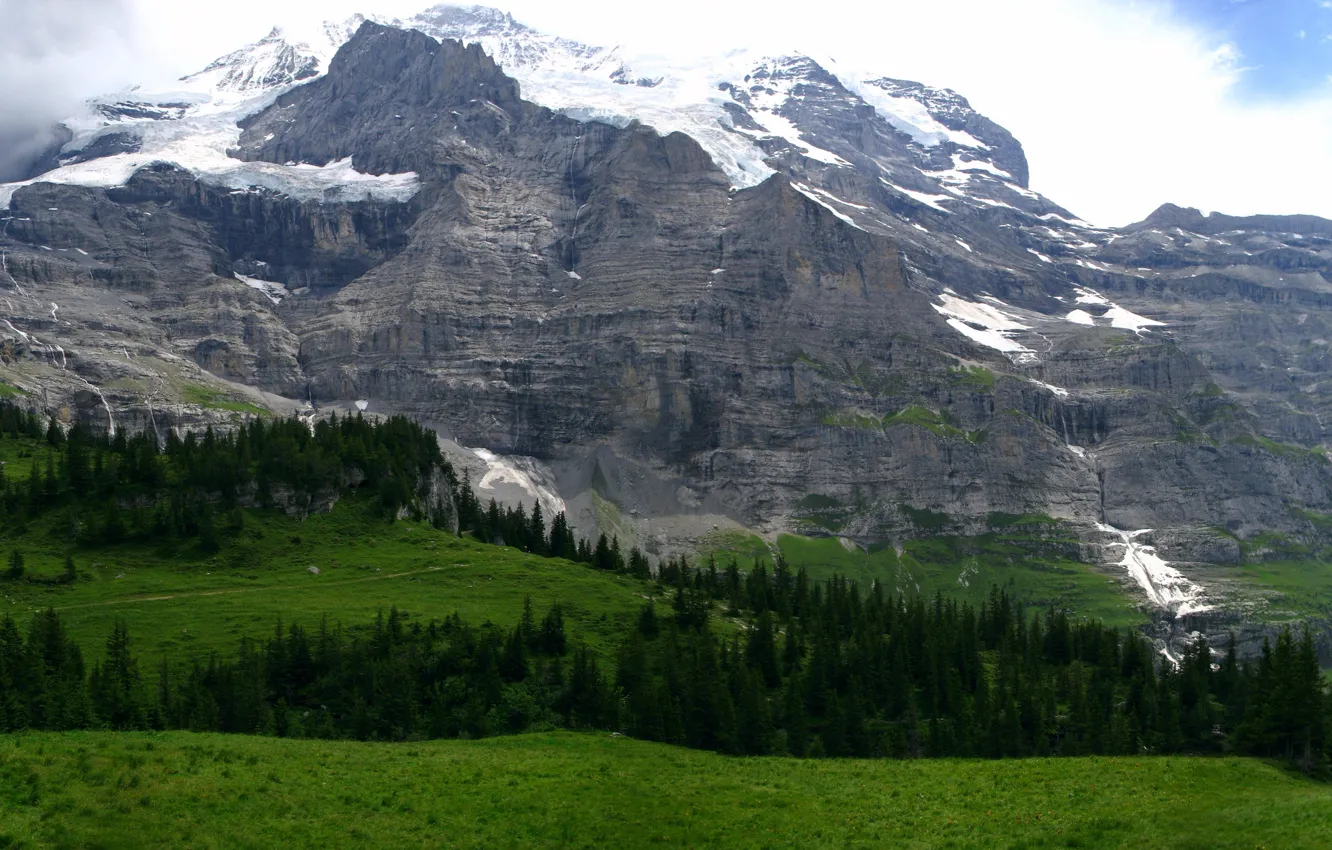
left=0, top=401, right=1328, bottom=776
left=0, top=585, right=1328, bottom=770
left=0, top=400, right=642, bottom=571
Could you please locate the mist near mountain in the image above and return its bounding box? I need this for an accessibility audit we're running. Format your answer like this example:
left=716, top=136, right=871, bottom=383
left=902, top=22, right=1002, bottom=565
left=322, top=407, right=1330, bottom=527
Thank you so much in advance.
left=0, top=0, right=139, bottom=181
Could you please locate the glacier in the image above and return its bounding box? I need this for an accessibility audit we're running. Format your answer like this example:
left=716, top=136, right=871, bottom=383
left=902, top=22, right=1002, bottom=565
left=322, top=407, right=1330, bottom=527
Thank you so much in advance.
left=2, top=4, right=1029, bottom=213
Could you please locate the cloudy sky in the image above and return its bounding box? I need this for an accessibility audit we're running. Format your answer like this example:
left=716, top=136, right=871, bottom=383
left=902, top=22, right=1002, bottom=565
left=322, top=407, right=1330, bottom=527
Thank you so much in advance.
left=1, top=0, right=1321, bottom=225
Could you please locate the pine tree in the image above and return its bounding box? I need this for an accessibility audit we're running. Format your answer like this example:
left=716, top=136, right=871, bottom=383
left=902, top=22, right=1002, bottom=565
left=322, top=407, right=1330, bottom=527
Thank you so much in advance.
left=198, top=503, right=218, bottom=553
left=745, top=611, right=781, bottom=688
left=520, top=595, right=537, bottom=649
left=0, top=614, right=26, bottom=732
left=500, top=627, right=528, bottom=683
left=636, top=601, right=659, bottom=638
left=1293, top=628, right=1327, bottom=773
left=736, top=668, right=774, bottom=755
left=528, top=502, right=546, bottom=556
left=93, top=619, right=145, bottom=730
left=628, top=546, right=651, bottom=579
left=548, top=511, right=570, bottom=558
left=593, top=534, right=613, bottom=571
left=538, top=603, right=567, bottom=656
left=781, top=673, right=809, bottom=756
left=101, top=498, right=125, bottom=544
left=4, top=548, right=22, bottom=580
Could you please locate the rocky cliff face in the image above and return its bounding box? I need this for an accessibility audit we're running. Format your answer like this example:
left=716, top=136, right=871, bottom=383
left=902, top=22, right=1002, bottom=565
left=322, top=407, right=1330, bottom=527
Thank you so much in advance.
left=4, top=8, right=1332, bottom=642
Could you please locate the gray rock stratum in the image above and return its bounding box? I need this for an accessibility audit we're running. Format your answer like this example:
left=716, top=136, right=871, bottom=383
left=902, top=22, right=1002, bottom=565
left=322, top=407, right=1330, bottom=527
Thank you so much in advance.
left=4, top=6, right=1332, bottom=649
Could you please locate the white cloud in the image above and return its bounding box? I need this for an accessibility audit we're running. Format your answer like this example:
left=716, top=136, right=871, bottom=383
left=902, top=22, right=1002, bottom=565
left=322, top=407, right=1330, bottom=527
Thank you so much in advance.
left=28, top=0, right=1332, bottom=225
left=498, top=0, right=1332, bottom=225
left=0, top=0, right=140, bottom=179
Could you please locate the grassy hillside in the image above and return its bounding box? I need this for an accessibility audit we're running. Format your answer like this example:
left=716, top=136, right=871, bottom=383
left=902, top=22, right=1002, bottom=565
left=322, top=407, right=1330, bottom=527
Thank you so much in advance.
left=774, top=531, right=1141, bottom=627
left=2, top=731, right=1330, bottom=848
left=1238, top=556, right=1332, bottom=620
left=1, top=498, right=651, bottom=668
left=689, top=525, right=1141, bottom=628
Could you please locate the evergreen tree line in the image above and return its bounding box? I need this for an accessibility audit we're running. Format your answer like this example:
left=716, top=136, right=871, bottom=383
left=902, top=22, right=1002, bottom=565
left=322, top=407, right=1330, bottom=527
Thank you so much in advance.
left=0, top=400, right=625, bottom=572
left=0, top=402, right=453, bottom=551
left=453, top=481, right=650, bottom=575
left=1, top=583, right=1327, bottom=773
left=0, top=601, right=572, bottom=741
left=625, top=577, right=1329, bottom=771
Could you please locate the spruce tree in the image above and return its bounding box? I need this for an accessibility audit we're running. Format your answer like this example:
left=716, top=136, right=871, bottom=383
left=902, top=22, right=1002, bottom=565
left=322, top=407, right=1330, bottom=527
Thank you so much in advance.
left=93, top=619, right=145, bottom=730
left=528, top=502, right=546, bottom=555
left=520, top=595, right=536, bottom=649
left=539, top=603, right=567, bottom=656
left=593, top=534, right=613, bottom=571
left=4, top=548, right=22, bottom=580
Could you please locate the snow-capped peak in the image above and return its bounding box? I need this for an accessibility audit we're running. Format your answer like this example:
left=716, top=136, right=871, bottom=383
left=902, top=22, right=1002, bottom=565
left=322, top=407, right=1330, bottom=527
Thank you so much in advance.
left=0, top=13, right=416, bottom=210
left=3, top=3, right=1042, bottom=219
left=181, top=27, right=325, bottom=94
left=405, top=5, right=623, bottom=78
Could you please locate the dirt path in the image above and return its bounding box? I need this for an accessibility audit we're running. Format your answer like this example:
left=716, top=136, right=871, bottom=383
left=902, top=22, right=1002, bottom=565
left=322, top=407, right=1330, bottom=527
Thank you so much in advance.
left=55, top=566, right=445, bottom=611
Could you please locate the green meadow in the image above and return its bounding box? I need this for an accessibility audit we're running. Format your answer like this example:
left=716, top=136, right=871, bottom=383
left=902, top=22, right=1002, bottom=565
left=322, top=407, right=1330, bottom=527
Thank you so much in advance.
left=775, top=532, right=1140, bottom=627
left=1, top=499, right=650, bottom=669
left=2, top=731, right=1330, bottom=848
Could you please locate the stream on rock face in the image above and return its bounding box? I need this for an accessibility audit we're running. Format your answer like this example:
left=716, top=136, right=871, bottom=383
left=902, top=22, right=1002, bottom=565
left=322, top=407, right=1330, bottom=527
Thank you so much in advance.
left=76, top=375, right=116, bottom=437
left=1096, top=523, right=1210, bottom=617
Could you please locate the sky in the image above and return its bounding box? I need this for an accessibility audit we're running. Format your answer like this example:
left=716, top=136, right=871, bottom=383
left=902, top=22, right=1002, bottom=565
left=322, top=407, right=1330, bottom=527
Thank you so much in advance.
left=0, top=0, right=1323, bottom=225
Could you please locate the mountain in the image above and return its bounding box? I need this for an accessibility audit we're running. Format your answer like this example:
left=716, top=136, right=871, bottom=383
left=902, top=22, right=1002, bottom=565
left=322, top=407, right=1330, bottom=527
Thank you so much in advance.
left=2, top=5, right=1331, bottom=658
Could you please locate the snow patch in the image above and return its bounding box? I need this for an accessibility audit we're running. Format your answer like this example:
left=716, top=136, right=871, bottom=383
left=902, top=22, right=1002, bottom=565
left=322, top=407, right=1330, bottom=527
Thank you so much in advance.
left=1069, top=286, right=1165, bottom=333
left=881, top=178, right=952, bottom=212
left=471, top=447, right=567, bottom=520
left=972, top=196, right=1018, bottom=210
left=855, top=81, right=987, bottom=149
left=737, top=89, right=850, bottom=167
left=1073, top=286, right=1111, bottom=306
left=929, top=152, right=1017, bottom=190
left=800, top=183, right=869, bottom=210
left=792, top=182, right=864, bottom=230
left=1104, top=305, right=1165, bottom=333
left=3, top=147, right=419, bottom=208
left=235, top=273, right=286, bottom=304
left=1030, top=379, right=1069, bottom=398
left=1037, top=211, right=1096, bottom=228
left=932, top=292, right=1036, bottom=363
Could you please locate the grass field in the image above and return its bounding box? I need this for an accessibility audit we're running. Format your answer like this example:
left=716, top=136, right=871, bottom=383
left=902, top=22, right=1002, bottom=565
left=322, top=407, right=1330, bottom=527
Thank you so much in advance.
left=686, top=528, right=1142, bottom=628
left=777, top=533, right=1141, bottom=627
left=1238, top=557, right=1332, bottom=619
left=1, top=731, right=1329, bottom=848
left=0, top=499, right=653, bottom=669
